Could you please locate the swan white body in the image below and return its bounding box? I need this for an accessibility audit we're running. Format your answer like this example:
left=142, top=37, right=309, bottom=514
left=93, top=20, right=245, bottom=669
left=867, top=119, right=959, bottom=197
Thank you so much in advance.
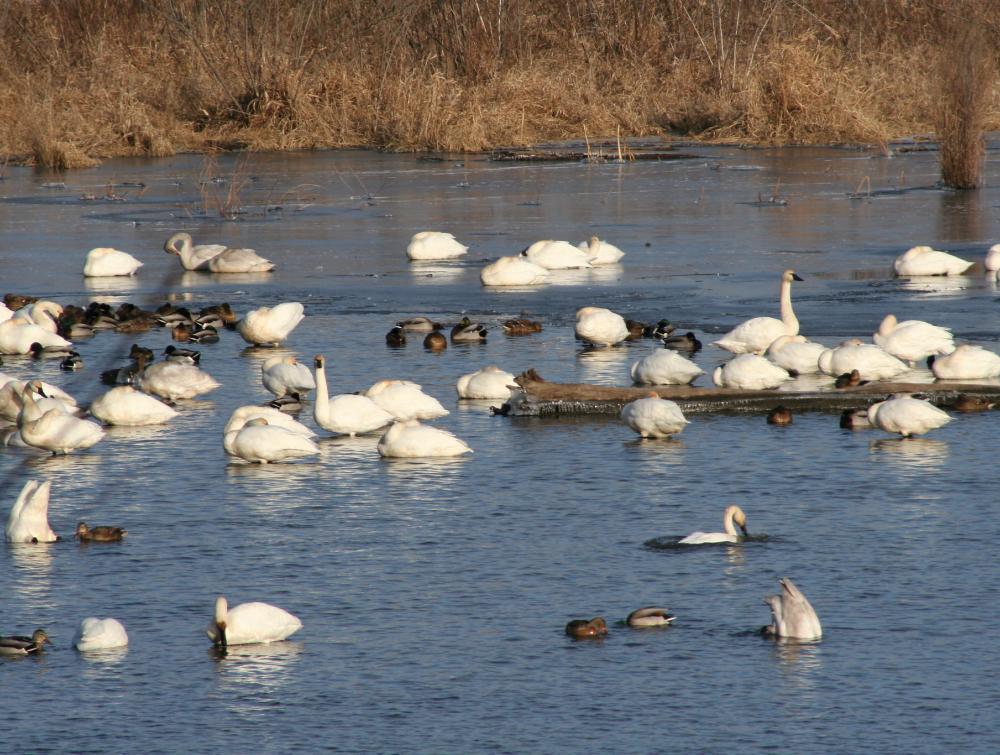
left=83, top=247, right=143, bottom=277
left=0, top=379, right=78, bottom=422
left=313, top=356, right=393, bottom=435
left=364, top=380, right=448, bottom=421
left=207, top=596, right=302, bottom=646
left=224, top=405, right=316, bottom=437
left=575, top=307, right=629, bottom=347
left=75, top=617, right=129, bottom=651
left=817, top=339, right=909, bottom=380
left=764, top=578, right=822, bottom=641
left=867, top=394, right=951, bottom=437
left=0, top=303, right=12, bottom=324
left=986, top=244, right=1000, bottom=272
left=480, top=256, right=549, bottom=286
left=406, top=231, right=468, bottom=260
left=237, top=302, right=304, bottom=346
left=522, top=240, right=592, bottom=269
left=20, top=409, right=104, bottom=454
left=679, top=504, right=748, bottom=544
left=929, top=344, right=1000, bottom=380
left=578, top=236, right=625, bottom=265
left=873, top=314, right=954, bottom=364
left=714, top=270, right=802, bottom=354
left=893, top=245, right=973, bottom=276
left=5, top=480, right=57, bottom=543
left=630, top=351, right=703, bottom=385
left=224, top=419, right=320, bottom=463
left=163, top=232, right=227, bottom=270
left=138, top=362, right=220, bottom=401
left=765, top=335, right=826, bottom=375
left=456, top=366, right=517, bottom=399
left=377, top=420, right=472, bottom=458
left=89, top=386, right=179, bottom=426
left=261, top=356, right=315, bottom=399
left=0, top=317, right=72, bottom=354
left=14, top=301, right=63, bottom=333
left=620, top=396, right=689, bottom=438
left=712, top=354, right=791, bottom=390
left=208, top=247, right=275, bottom=273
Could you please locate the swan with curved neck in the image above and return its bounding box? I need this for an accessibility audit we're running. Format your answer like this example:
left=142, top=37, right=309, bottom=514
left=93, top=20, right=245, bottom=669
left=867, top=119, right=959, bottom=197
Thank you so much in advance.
left=313, top=355, right=393, bottom=435
left=679, top=505, right=748, bottom=544
left=713, top=270, right=802, bottom=354
left=207, top=596, right=302, bottom=649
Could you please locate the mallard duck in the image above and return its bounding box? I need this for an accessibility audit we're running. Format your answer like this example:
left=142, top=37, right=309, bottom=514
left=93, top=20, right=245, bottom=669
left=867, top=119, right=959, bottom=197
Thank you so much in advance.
left=501, top=319, right=542, bottom=335
left=834, top=369, right=865, bottom=388
left=4, top=294, right=38, bottom=310
left=75, top=521, right=127, bottom=542
left=626, top=607, right=674, bottom=628
left=162, top=345, right=201, bottom=365
left=0, top=629, right=52, bottom=655
left=625, top=319, right=674, bottom=341
left=564, top=617, right=607, bottom=639
left=424, top=332, right=447, bottom=351
left=662, top=331, right=703, bottom=352
left=766, top=405, right=793, bottom=425
left=385, top=326, right=407, bottom=347
left=196, top=303, right=237, bottom=329
left=451, top=317, right=487, bottom=343
left=839, top=408, right=872, bottom=430
left=60, top=353, right=83, bottom=371
left=30, top=342, right=76, bottom=360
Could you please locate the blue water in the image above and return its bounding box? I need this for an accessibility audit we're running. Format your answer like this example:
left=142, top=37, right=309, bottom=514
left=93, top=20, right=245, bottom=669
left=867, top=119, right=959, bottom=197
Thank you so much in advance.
left=1, top=142, right=999, bottom=753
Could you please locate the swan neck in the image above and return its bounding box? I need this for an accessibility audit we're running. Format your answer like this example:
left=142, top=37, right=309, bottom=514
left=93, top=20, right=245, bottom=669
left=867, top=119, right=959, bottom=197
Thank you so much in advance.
left=314, top=360, right=329, bottom=418
left=779, top=276, right=798, bottom=335
left=724, top=509, right=737, bottom=536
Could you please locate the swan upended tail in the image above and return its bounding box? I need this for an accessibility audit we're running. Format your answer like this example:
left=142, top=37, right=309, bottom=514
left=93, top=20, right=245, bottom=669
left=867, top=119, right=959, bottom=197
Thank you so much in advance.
left=763, top=577, right=822, bottom=640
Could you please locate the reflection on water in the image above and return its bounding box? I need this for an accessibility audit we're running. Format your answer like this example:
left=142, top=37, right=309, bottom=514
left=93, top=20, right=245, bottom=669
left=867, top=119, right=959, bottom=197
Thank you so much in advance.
left=84, top=275, right=141, bottom=294
left=770, top=637, right=824, bottom=688
left=211, top=641, right=303, bottom=699
left=78, top=646, right=130, bottom=667
left=896, top=275, right=973, bottom=299
left=7, top=543, right=54, bottom=602
left=577, top=345, right=630, bottom=385
left=869, top=437, right=949, bottom=470
left=623, top=437, right=686, bottom=468
left=407, top=261, right=467, bottom=285
left=381, top=455, right=469, bottom=502
left=180, top=271, right=275, bottom=288
left=103, top=424, right=177, bottom=442
left=25, top=451, right=103, bottom=485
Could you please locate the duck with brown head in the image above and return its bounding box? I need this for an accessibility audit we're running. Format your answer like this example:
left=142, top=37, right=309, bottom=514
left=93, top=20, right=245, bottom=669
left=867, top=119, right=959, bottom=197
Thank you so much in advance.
left=565, top=617, right=608, bottom=639
left=75, top=522, right=127, bottom=542
left=0, top=629, right=52, bottom=655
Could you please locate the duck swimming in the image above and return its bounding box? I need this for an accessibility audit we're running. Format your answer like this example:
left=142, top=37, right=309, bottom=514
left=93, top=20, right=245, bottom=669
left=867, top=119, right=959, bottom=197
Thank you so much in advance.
left=0, top=629, right=52, bottom=655
left=76, top=522, right=127, bottom=542
left=565, top=617, right=608, bottom=639
left=661, top=331, right=702, bottom=352
left=451, top=317, right=487, bottom=343
left=766, top=405, right=793, bottom=425
left=424, top=332, right=447, bottom=351
left=385, top=326, right=407, bottom=346
left=501, top=319, right=542, bottom=335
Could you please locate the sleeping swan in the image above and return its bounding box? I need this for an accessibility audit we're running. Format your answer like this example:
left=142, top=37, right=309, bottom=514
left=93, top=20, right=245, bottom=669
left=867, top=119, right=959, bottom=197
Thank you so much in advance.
left=83, top=247, right=143, bottom=277
left=377, top=420, right=472, bottom=458
left=621, top=394, right=689, bottom=438
left=75, top=617, right=129, bottom=651
left=406, top=231, right=468, bottom=260
left=223, top=418, right=320, bottom=463
left=237, top=302, right=304, bottom=346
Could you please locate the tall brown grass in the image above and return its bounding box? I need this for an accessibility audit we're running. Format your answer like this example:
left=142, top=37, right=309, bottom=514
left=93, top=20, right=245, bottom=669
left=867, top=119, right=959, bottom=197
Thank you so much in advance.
left=1, top=0, right=999, bottom=167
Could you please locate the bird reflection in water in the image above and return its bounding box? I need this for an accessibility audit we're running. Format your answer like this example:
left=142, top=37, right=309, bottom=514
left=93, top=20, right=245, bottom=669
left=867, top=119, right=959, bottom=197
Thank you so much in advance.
left=209, top=642, right=304, bottom=700
left=770, top=637, right=824, bottom=690
left=577, top=345, right=630, bottom=385
left=869, top=437, right=949, bottom=470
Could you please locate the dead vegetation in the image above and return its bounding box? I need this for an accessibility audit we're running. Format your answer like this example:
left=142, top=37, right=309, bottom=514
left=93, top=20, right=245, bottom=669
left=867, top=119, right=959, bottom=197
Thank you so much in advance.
left=2, top=1, right=999, bottom=167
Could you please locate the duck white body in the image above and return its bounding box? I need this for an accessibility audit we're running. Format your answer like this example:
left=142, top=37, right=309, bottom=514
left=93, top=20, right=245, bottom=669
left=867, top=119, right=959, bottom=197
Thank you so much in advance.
left=83, top=247, right=143, bottom=277
left=224, top=405, right=316, bottom=437
left=893, top=245, right=973, bottom=276
left=223, top=418, right=320, bottom=463
left=579, top=236, right=625, bottom=265
left=261, top=356, right=315, bottom=399
left=406, top=231, right=468, bottom=260
left=764, top=578, right=822, bottom=641
left=377, top=419, right=472, bottom=458
left=480, top=256, right=549, bottom=286
left=620, top=396, right=689, bottom=438
left=714, top=270, right=802, bottom=354
left=20, top=409, right=104, bottom=454
left=522, top=240, right=592, bottom=269
left=5, top=480, right=57, bottom=543
left=163, top=232, right=227, bottom=270
left=138, top=362, right=220, bottom=401
left=237, top=302, right=304, bottom=346
left=75, top=617, right=129, bottom=651
left=207, top=596, right=302, bottom=647
left=817, top=340, right=909, bottom=380
left=364, top=380, right=448, bottom=421
left=630, top=351, right=703, bottom=385
left=929, top=344, right=1000, bottom=380
left=313, top=356, right=393, bottom=435
left=575, top=307, right=629, bottom=347
left=873, top=314, right=954, bottom=364
left=867, top=394, right=951, bottom=437
left=712, top=354, right=791, bottom=390
left=986, top=244, right=1000, bottom=272
left=0, top=317, right=72, bottom=354
left=765, top=335, right=826, bottom=375
left=679, top=504, right=748, bottom=544
left=456, top=366, right=517, bottom=399
left=89, top=386, right=179, bottom=426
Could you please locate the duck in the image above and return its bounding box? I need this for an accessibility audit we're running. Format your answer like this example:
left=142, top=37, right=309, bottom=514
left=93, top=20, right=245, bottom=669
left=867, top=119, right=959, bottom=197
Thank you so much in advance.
left=952, top=394, right=994, bottom=412
left=89, top=386, right=178, bottom=426
left=4, top=293, right=37, bottom=310
left=206, top=596, right=302, bottom=648
left=765, top=334, right=826, bottom=375
left=75, top=617, right=128, bottom=651
left=626, top=607, right=674, bottom=628
left=223, top=418, right=321, bottom=463
left=224, top=405, right=315, bottom=438
left=60, top=353, right=84, bottom=371
left=406, top=231, right=468, bottom=260
left=985, top=244, right=1000, bottom=272
left=196, top=303, right=237, bottom=329
left=762, top=577, right=822, bottom=641
left=839, top=408, right=872, bottom=429
left=397, top=317, right=443, bottom=332
left=138, top=361, right=220, bottom=401
left=423, top=332, right=447, bottom=351
left=575, top=307, right=629, bottom=347
left=501, top=318, right=542, bottom=335
left=100, top=352, right=150, bottom=386
left=261, top=356, right=315, bottom=401
left=0, top=317, right=73, bottom=355
left=164, top=231, right=274, bottom=272
left=767, top=405, right=793, bottom=425
left=834, top=369, right=865, bottom=388
left=5, top=480, right=57, bottom=543
left=713, top=354, right=791, bottom=390
left=0, top=629, right=52, bottom=655
left=625, top=319, right=674, bottom=341
left=521, top=239, right=592, bottom=269
left=867, top=394, right=951, bottom=437
left=20, top=405, right=104, bottom=455
left=630, top=350, right=703, bottom=385
left=662, top=331, right=703, bottom=352
left=83, top=247, right=143, bottom=277
left=565, top=617, right=607, bottom=639
left=162, top=345, right=201, bottom=365
left=713, top=270, right=802, bottom=354
left=237, top=302, right=304, bottom=346
left=172, top=322, right=219, bottom=343
left=817, top=339, right=909, bottom=381
left=621, top=394, right=689, bottom=438
left=927, top=344, right=1000, bottom=380
left=893, top=245, right=973, bottom=276
left=456, top=366, right=517, bottom=399
left=873, top=314, right=954, bottom=364
left=385, top=326, right=407, bottom=346
left=377, top=419, right=472, bottom=458
left=313, top=355, right=393, bottom=436
left=364, top=380, right=449, bottom=421
left=579, top=235, right=625, bottom=265
left=30, top=342, right=77, bottom=360
left=75, top=522, right=127, bottom=542
left=678, top=504, right=748, bottom=545
left=480, top=256, right=549, bottom=286
left=451, top=317, right=487, bottom=343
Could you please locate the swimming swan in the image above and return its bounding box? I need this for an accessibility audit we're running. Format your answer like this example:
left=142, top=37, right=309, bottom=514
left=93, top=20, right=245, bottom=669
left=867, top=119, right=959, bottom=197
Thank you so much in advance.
left=313, top=355, right=393, bottom=435
left=223, top=418, right=320, bottom=463
left=763, top=577, right=822, bottom=641
left=164, top=232, right=274, bottom=272
left=20, top=406, right=104, bottom=455
left=377, top=419, right=472, bottom=458
left=138, top=361, right=220, bottom=401
left=867, top=394, right=951, bottom=437
left=928, top=344, right=1000, bottom=380
left=575, top=307, right=629, bottom=347
left=679, top=504, right=748, bottom=544
left=237, top=302, right=304, bottom=346
left=621, top=394, right=689, bottom=438
left=893, top=245, right=973, bottom=276
left=714, top=270, right=802, bottom=354
left=480, top=256, right=549, bottom=286
left=456, top=366, right=517, bottom=399
left=75, top=617, right=128, bottom=651
left=261, top=355, right=315, bottom=400
left=873, top=314, right=954, bottom=364
left=712, top=354, right=791, bottom=390
left=224, top=405, right=315, bottom=437
left=630, top=350, right=703, bottom=385
left=817, top=339, right=908, bottom=380
left=406, top=231, right=468, bottom=260
left=0, top=317, right=72, bottom=354
left=521, top=239, right=592, bottom=269
left=579, top=236, right=625, bottom=265
left=364, top=380, right=448, bottom=421
left=5, top=480, right=57, bottom=543
left=83, top=247, right=143, bottom=277
left=89, top=386, right=179, bottom=426
left=765, top=335, right=826, bottom=375
left=207, top=596, right=302, bottom=648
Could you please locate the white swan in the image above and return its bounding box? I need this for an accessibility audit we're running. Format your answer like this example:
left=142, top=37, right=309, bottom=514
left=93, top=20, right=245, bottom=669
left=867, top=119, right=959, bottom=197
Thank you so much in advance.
left=5, top=480, right=57, bottom=543
left=237, top=302, right=304, bottom=346
left=763, top=577, right=822, bottom=641
left=406, top=231, right=468, bottom=260
left=621, top=394, right=689, bottom=438
left=817, top=339, right=909, bottom=380
left=313, top=355, right=393, bottom=435
left=163, top=232, right=227, bottom=270
left=521, top=239, right=592, bottom=269
left=89, top=386, right=179, bottom=426
left=224, top=405, right=316, bottom=437
left=377, top=419, right=472, bottom=458
left=986, top=244, right=1000, bottom=272
left=679, top=504, right=748, bottom=544
left=20, top=406, right=104, bottom=455
left=0, top=303, right=12, bottom=324
left=578, top=236, right=625, bottom=265
left=364, top=380, right=448, bottom=421
left=16, top=381, right=79, bottom=426
left=480, top=256, right=549, bottom=286
left=75, top=617, right=128, bottom=651
left=928, top=344, right=1000, bottom=380
left=261, top=356, right=315, bottom=399
left=0, top=378, right=78, bottom=421
left=714, top=270, right=802, bottom=354
left=223, top=418, right=320, bottom=463
left=83, top=247, right=143, bottom=277
left=630, top=350, right=703, bottom=385
left=765, top=335, right=826, bottom=375
left=893, top=245, right=973, bottom=276
left=0, top=317, right=72, bottom=354
left=207, top=596, right=302, bottom=647
left=456, top=366, right=517, bottom=399
left=867, top=394, right=951, bottom=437
left=164, top=231, right=274, bottom=272
left=712, top=354, right=791, bottom=390
left=14, top=300, right=63, bottom=333
left=575, top=307, right=629, bottom=347
left=138, top=361, right=220, bottom=401
left=873, top=314, right=954, bottom=364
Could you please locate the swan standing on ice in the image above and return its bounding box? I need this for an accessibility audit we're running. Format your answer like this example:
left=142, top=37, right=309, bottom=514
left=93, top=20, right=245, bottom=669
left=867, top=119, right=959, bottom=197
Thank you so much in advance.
left=867, top=394, right=951, bottom=437
left=164, top=232, right=274, bottom=272
left=714, top=270, right=802, bottom=354
left=873, top=314, right=954, bottom=364
left=237, top=302, right=304, bottom=346
left=578, top=236, right=625, bottom=265
left=928, top=344, right=1000, bottom=380
left=377, top=419, right=472, bottom=458
left=406, top=231, right=468, bottom=260
left=678, top=505, right=748, bottom=544
left=521, top=240, right=592, bottom=269
left=83, top=247, right=143, bottom=277
left=261, top=356, right=315, bottom=401
left=456, top=366, right=517, bottom=399
left=75, top=617, right=128, bottom=651
left=224, top=418, right=320, bottom=463
left=713, top=354, right=791, bottom=390
left=765, top=335, right=826, bottom=375
left=364, top=380, right=448, bottom=421
left=6, top=480, right=57, bottom=543
left=89, top=386, right=179, bottom=426
left=817, top=339, right=909, bottom=381
left=313, top=355, right=393, bottom=435
left=630, top=350, right=703, bottom=385
left=762, top=577, right=822, bottom=641
left=893, top=245, right=973, bottom=276
left=480, top=256, right=549, bottom=287
left=575, top=307, right=629, bottom=347
left=138, top=361, right=220, bottom=401
left=207, top=596, right=302, bottom=648
left=621, top=394, right=689, bottom=438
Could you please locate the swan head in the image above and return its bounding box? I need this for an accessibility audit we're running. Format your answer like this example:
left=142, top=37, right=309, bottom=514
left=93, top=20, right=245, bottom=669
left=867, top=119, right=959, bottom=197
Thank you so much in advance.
left=724, top=504, right=748, bottom=536
left=164, top=232, right=192, bottom=255
left=213, top=596, right=229, bottom=647
left=782, top=269, right=803, bottom=282
left=424, top=332, right=447, bottom=351
left=565, top=617, right=608, bottom=639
